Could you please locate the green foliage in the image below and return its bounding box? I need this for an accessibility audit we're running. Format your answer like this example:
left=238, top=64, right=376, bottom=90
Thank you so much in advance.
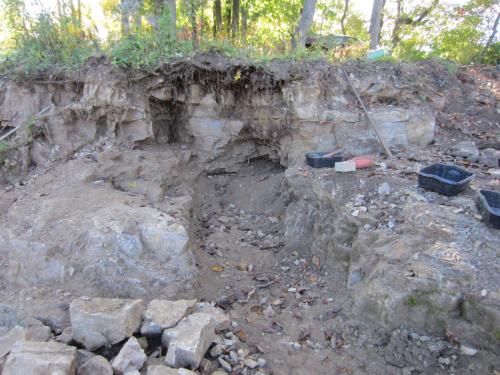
left=405, top=296, right=418, bottom=307
left=0, top=0, right=498, bottom=72
left=0, top=0, right=99, bottom=73
left=109, top=10, right=192, bottom=69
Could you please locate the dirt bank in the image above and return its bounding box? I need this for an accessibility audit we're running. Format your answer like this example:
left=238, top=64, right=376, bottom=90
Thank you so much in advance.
left=0, top=54, right=499, bottom=374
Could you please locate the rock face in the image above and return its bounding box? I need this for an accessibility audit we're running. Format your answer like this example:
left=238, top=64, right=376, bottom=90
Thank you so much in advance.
left=70, top=298, right=144, bottom=351
left=0, top=326, right=26, bottom=358
left=141, top=299, right=197, bottom=336
left=0, top=153, right=197, bottom=299
left=162, top=312, right=216, bottom=369
left=77, top=355, right=112, bottom=375
left=111, top=337, right=147, bottom=375
left=3, top=341, right=76, bottom=375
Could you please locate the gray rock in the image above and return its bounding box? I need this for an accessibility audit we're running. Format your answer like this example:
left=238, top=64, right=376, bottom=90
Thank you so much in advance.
left=23, top=318, right=51, bottom=342
left=147, top=365, right=197, bottom=374
left=378, top=182, right=391, bottom=196
left=70, top=297, right=144, bottom=350
left=210, top=343, right=223, bottom=357
left=449, top=141, right=479, bottom=161
left=77, top=355, right=112, bottom=375
left=111, top=336, right=147, bottom=375
left=141, top=299, right=197, bottom=336
left=162, top=312, right=216, bottom=369
left=0, top=326, right=26, bottom=358
left=218, top=357, right=232, bottom=372
left=0, top=305, right=19, bottom=329
left=478, top=148, right=500, bottom=168
left=3, top=341, right=76, bottom=375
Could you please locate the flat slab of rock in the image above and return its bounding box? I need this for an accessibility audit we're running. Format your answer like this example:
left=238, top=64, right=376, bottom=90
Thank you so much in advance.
left=162, top=312, right=216, bottom=369
left=70, top=298, right=144, bottom=350
left=3, top=341, right=76, bottom=375
left=111, top=336, right=146, bottom=375
left=141, top=299, right=197, bottom=336
left=147, top=365, right=197, bottom=375
left=0, top=326, right=26, bottom=358
left=78, top=355, right=112, bottom=375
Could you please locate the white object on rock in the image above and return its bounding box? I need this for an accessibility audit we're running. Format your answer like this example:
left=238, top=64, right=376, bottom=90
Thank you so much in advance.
left=147, top=365, right=197, bottom=374
left=162, top=312, right=216, bottom=369
left=70, top=297, right=144, bottom=350
left=141, top=299, right=197, bottom=336
left=111, top=336, right=147, bottom=375
left=335, top=161, right=356, bottom=172
left=460, top=345, right=478, bottom=356
left=3, top=341, right=76, bottom=375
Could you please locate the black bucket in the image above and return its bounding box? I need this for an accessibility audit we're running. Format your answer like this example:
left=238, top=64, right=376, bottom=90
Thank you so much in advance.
left=305, top=152, right=343, bottom=168
left=476, top=189, right=500, bottom=229
left=418, top=164, right=473, bottom=196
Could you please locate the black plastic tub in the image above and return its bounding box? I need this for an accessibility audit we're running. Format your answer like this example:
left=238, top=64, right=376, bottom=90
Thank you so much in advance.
left=305, top=152, right=343, bottom=168
left=418, top=164, right=474, bottom=196
left=476, top=190, right=500, bottom=229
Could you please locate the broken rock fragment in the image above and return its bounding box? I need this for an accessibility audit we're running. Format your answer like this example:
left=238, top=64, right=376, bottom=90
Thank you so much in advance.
left=111, top=336, right=147, bottom=375
left=141, top=299, right=197, bottom=336
left=162, top=312, right=216, bottom=369
left=77, top=355, right=112, bottom=375
left=3, top=341, right=76, bottom=375
left=193, top=302, right=230, bottom=331
left=70, top=297, right=144, bottom=350
left=147, top=365, right=197, bottom=375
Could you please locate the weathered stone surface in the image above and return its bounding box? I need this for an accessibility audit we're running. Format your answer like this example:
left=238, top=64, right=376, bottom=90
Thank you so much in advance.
left=147, top=365, right=197, bottom=375
left=3, top=341, right=76, bottom=375
left=77, top=355, right=112, bottom=375
left=449, top=141, right=480, bottom=161
left=0, top=326, right=26, bottom=358
left=0, top=305, right=19, bottom=329
left=162, top=312, right=216, bottom=369
left=193, top=303, right=231, bottom=332
left=24, top=318, right=51, bottom=342
left=111, top=336, right=147, bottom=375
left=141, top=299, right=197, bottom=336
left=478, top=148, right=500, bottom=168
left=70, top=298, right=144, bottom=350
left=322, top=110, right=360, bottom=123
left=0, top=157, right=197, bottom=299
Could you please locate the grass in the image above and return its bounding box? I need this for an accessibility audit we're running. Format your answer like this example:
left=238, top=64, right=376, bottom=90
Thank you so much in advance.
left=0, top=141, right=9, bottom=164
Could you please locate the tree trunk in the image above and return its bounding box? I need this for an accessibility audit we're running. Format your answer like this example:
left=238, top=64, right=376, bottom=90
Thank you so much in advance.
left=121, top=0, right=131, bottom=35
left=188, top=0, right=198, bottom=48
left=391, top=0, right=402, bottom=47
left=165, top=0, right=176, bottom=36
left=475, top=12, right=500, bottom=62
left=135, top=0, right=143, bottom=32
left=292, top=0, right=318, bottom=49
left=214, top=0, right=222, bottom=37
left=340, top=0, right=349, bottom=35
left=241, top=6, right=248, bottom=43
left=369, top=0, right=384, bottom=49
left=232, top=0, right=240, bottom=39
left=224, top=0, right=232, bottom=35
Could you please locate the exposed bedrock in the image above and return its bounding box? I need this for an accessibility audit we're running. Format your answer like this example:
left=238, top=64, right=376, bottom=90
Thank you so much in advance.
left=0, top=56, right=497, bottom=352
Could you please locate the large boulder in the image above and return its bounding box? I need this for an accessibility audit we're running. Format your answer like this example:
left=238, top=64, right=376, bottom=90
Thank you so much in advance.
left=70, top=298, right=144, bottom=351
left=77, top=355, right=112, bottom=375
left=3, top=341, right=76, bottom=375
